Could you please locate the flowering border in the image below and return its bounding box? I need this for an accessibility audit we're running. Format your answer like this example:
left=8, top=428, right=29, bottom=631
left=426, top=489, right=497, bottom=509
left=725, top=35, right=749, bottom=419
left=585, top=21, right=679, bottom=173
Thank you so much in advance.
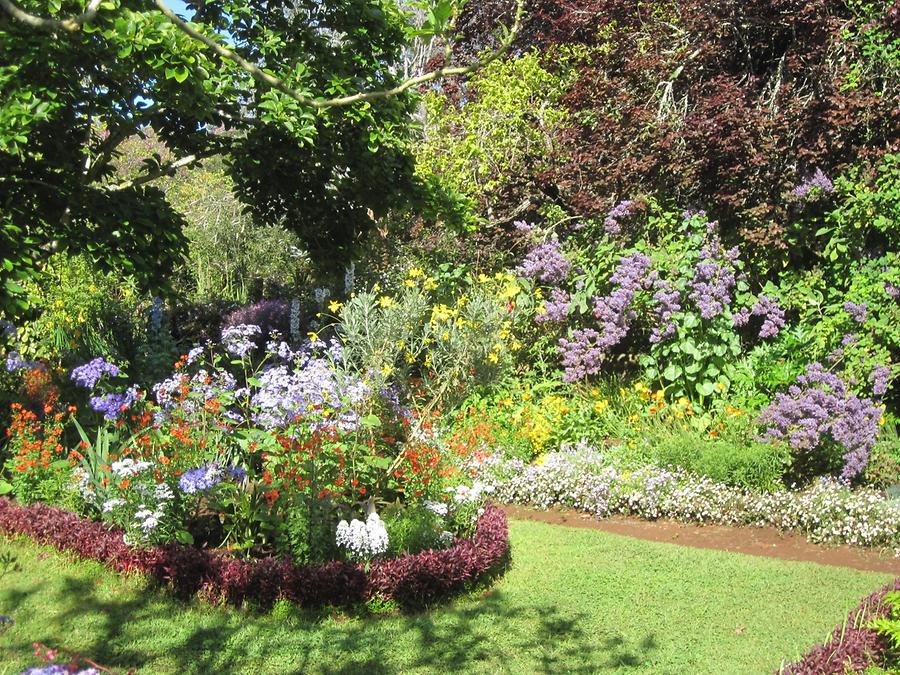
left=0, top=498, right=509, bottom=610
left=779, top=578, right=900, bottom=674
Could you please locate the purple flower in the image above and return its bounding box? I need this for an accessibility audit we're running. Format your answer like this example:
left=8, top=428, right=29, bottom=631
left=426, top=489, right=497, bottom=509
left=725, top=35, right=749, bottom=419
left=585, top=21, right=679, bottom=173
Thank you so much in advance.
left=227, top=465, right=247, bottom=482
left=0, top=614, right=12, bottom=625
left=841, top=333, right=857, bottom=347
left=751, top=294, right=785, bottom=338
left=513, top=220, right=534, bottom=235
left=179, top=463, right=225, bottom=494
left=885, top=281, right=899, bottom=300
left=221, top=324, right=262, bottom=357
left=185, top=346, right=204, bottom=364
left=871, top=365, right=891, bottom=398
left=71, top=357, right=120, bottom=390
left=603, top=199, right=636, bottom=235
left=758, top=363, right=881, bottom=482
left=557, top=328, right=605, bottom=383
left=516, top=240, right=571, bottom=284
left=843, top=302, right=868, bottom=324
left=649, top=280, right=681, bottom=343
left=687, top=226, right=738, bottom=320
left=791, top=167, right=834, bottom=198
left=89, top=386, right=138, bottom=421
left=5, top=352, right=38, bottom=373
left=535, top=288, right=571, bottom=324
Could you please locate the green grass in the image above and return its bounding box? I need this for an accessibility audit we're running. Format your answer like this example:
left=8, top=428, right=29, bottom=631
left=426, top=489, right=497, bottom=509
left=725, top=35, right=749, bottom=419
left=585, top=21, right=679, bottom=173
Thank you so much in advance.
left=0, top=519, right=892, bottom=674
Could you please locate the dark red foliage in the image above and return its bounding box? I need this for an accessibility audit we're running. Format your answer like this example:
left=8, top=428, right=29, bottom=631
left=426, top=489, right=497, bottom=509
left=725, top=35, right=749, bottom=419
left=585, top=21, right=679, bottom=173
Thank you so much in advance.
left=221, top=299, right=291, bottom=342
left=452, top=0, right=899, bottom=254
left=780, top=578, right=900, bottom=674
left=0, top=498, right=509, bottom=610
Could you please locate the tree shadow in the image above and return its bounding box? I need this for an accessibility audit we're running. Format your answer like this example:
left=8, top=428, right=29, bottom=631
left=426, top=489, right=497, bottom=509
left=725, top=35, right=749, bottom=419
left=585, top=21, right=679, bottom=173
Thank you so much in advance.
left=3, top=567, right=659, bottom=673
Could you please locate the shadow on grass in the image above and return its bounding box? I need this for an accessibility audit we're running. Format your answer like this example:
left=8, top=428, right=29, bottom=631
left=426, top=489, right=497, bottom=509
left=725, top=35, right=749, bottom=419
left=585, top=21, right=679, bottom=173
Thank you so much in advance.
left=2, top=567, right=659, bottom=674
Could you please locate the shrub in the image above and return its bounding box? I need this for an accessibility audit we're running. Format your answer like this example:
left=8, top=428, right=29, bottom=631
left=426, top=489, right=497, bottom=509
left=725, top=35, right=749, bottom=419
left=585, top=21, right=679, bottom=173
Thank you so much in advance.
left=221, top=299, right=291, bottom=343
left=477, top=444, right=900, bottom=548
left=382, top=503, right=449, bottom=556
left=651, top=432, right=790, bottom=492
left=780, top=579, right=900, bottom=674
left=0, top=498, right=509, bottom=610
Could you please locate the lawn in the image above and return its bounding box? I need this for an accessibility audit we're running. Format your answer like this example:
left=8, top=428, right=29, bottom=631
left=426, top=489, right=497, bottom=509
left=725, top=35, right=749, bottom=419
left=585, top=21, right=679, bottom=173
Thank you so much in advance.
left=0, top=519, right=891, bottom=674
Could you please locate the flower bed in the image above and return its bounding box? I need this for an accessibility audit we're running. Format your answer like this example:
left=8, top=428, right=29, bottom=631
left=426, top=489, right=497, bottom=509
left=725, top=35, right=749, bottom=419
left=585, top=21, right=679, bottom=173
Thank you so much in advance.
left=0, top=498, right=509, bottom=610
left=474, top=444, right=900, bottom=550
left=779, top=578, right=900, bottom=674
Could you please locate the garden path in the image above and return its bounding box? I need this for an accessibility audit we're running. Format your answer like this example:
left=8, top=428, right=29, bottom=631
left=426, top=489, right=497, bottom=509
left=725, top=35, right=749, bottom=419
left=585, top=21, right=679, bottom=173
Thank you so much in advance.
left=503, top=505, right=900, bottom=575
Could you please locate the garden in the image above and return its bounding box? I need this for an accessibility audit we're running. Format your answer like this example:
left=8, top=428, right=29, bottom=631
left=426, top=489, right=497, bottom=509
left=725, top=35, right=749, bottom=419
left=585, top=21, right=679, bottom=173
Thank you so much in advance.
left=0, top=0, right=899, bottom=672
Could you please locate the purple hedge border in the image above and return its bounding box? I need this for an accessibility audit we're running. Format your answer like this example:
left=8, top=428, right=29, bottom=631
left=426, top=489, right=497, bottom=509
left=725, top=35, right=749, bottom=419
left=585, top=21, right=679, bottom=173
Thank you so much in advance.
left=0, top=498, right=509, bottom=610
left=780, top=577, right=900, bottom=674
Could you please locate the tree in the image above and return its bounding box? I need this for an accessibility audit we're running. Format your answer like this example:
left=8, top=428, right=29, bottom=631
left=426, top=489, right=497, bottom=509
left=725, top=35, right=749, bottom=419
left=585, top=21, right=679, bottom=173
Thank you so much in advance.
left=0, top=0, right=524, bottom=319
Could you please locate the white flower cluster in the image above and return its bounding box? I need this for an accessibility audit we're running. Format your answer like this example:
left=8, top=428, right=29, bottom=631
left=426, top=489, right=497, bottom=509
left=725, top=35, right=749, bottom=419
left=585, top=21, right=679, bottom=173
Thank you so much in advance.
left=72, top=467, right=95, bottom=502
left=335, top=512, right=389, bottom=561
left=110, top=458, right=152, bottom=478
left=102, top=498, right=125, bottom=513
left=134, top=505, right=164, bottom=532
left=475, top=445, right=900, bottom=552
left=447, top=481, right=494, bottom=504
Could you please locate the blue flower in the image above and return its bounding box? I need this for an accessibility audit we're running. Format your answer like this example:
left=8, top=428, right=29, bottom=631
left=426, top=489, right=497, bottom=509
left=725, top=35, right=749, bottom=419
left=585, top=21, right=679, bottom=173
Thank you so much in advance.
left=71, top=357, right=120, bottom=390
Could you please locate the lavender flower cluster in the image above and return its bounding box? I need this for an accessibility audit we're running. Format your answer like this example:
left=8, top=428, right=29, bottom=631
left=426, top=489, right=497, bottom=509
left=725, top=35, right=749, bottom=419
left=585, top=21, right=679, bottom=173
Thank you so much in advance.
left=535, top=288, right=571, bottom=324
left=473, top=444, right=900, bottom=549
left=70, top=357, right=120, bottom=390
left=178, top=462, right=246, bottom=495
left=603, top=199, right=636, bottom=235
left=89, top=387, right=139, bottom=421
left=221, top=324, right=263, bottom=358
left=758, top=363, right=883, bottom=481
left=733, top=294, right=785, bottom=338
left=687, top=226, right=740, bottom=320
left=516, top=240, right=571, bottom=284
left=791, top=167, right=834, bottom=198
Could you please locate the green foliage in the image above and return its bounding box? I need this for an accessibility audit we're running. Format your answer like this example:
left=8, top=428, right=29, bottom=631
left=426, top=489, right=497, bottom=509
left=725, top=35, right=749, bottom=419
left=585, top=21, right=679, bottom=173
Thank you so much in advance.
left=864, top=423, right=900, bottom=490
left=871, top=591, right=900, bottom=661
left=648, top=431, right=791, bottom=492
left=382, top=503, right=447, bottom=555
left=0, top=0, right=430, bottom=318
left=16, top=255, right=142, bottom=367
left=416, top=50, right=573, bottom=222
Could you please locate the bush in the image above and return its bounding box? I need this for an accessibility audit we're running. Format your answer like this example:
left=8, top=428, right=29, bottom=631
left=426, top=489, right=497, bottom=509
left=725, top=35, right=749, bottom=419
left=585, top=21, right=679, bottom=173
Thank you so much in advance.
left=651, top=432, right=790, bottom=492
left=0, top=498, right=510, bottom=611
left=383, top=503, right=448, bottom=555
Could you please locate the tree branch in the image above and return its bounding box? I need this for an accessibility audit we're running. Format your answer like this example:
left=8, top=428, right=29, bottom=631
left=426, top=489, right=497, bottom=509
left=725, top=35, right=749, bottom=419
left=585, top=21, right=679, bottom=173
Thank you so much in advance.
left=105, top=149, right=219, bottom=191
left=153, top=0, right=525, bottom=109
left=0, top=0, right=101, bottom=32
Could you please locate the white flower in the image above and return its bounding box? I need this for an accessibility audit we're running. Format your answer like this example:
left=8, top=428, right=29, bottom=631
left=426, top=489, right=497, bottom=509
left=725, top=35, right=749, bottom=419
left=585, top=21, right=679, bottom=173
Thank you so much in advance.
left=110, top=458, right=152, bottom=478
left=154, top=483, right=174, bottom=501
left=335, top=512, right=389, bottom=560
left=424, top=501, right=448, bottom=518
left=102, top=498, right=124, bottom=513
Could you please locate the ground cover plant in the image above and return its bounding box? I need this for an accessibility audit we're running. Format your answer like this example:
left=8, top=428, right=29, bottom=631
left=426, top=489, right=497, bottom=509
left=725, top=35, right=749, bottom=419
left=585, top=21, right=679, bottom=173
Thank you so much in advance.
left=0, top=519, right=893, bottom=673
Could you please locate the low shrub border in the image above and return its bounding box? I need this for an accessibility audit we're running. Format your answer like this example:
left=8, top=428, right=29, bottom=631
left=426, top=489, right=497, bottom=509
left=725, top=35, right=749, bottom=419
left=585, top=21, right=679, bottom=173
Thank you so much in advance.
left=475, top=446, right=900, bottom=551
left=779, top=578, right=900, bottom=674
left=0, top=498, right=510, bottom=610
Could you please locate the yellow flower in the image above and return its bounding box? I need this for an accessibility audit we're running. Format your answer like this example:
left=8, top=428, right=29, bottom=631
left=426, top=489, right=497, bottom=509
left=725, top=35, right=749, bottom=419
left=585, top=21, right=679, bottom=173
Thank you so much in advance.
left=488, top=352, right=499, bottom=364
left=441, top=331, right=450, bottom=340
left=404, top=279, right=416, bottom=288
left=328, top=300, right=343, bottom=313
left=407, top=267, right=425, bottom=278
left=380, top=364, right=393, bottom=377
left=500, top=282, right=520, bottom=299
left=880, top=416, right=886, bottom=426
left=423, top=277, right=437, bottom=291
left=405, top=352, right=415, bottom=364
left=716, top=382, right=727, bottom=391
left=307, top=331, right=319, bottom=342
left=534, top=288, right=544, bottom=299
left=378, top=296, right=394, bottom=308
left=593, top=399, right=609, bottom=415
left=478, top=273, right=490, bottom=284
left=591, top=387, right=600, bottom=397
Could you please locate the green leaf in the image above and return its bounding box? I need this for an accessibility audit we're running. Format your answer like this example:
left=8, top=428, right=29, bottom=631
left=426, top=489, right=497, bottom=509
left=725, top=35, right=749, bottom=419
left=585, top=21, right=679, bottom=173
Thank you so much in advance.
left=0, top=481, right=13, bottom=495
left=663, top=364, right=682, bottom=381
left=175, top=530, right=195, bottom=545
left=696, top=381, right=715, bottom=397
left=359, top=414, right=381, bottom=427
